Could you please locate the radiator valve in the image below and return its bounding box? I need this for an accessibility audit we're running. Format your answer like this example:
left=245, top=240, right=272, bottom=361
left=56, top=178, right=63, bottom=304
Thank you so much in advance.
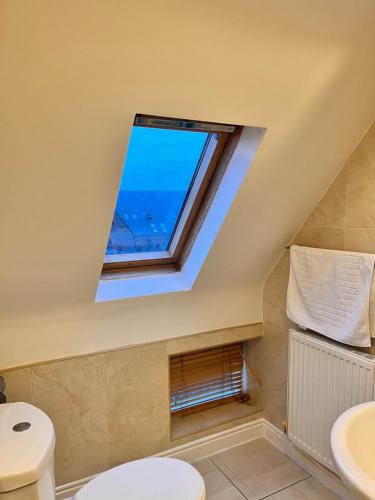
left=281, top=420, right=287, bottom=434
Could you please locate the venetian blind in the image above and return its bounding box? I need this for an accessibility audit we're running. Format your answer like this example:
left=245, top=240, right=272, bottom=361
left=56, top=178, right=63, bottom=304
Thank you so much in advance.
left=170, top=342, right=245, bottom=414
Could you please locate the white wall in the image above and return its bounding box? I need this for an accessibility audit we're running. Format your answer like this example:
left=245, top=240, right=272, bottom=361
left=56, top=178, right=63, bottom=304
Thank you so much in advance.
left=1, top=0, right=375, bottom=368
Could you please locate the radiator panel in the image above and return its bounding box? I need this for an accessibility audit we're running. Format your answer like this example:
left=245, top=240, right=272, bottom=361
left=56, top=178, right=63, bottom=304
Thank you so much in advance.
left=288, top=329, right=375, bottom=471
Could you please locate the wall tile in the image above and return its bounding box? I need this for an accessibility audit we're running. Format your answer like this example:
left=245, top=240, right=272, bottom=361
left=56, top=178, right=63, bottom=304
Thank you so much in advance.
left=346, top=124, right=375, bottom=228
left=254, top=325, right=288, bottom=428
left=106, top=343, right=170, bottom=467
left=346, top=228, right=375, bottom=253
left=0, top=367, right=32, bottom=403
left=305, top=169, right=347, bottom=227
left=166, top=323, right=262, bottom=355
left=32, top=355, right=109, bottom=485
left=263, top=252, right=290, bottom=332
left=293, top=225, right=345, bottom=250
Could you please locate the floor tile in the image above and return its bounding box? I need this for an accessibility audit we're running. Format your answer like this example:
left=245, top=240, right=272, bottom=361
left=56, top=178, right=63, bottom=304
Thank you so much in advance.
left=211, top=438, right=309, bottom=499
left=266, top=477, right=339, bottom=499
left=193, top=458, right=248, bottom=500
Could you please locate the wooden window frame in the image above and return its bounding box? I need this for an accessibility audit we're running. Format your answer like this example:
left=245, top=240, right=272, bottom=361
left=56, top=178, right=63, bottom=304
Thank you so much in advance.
left=102, top=115, right=243, bottom=276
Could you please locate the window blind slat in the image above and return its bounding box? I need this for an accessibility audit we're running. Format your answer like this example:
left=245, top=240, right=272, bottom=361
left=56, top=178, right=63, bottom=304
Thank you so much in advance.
left=172, top=387, right=243, bottom=409
left=170, top=370, right=243, bottom=388
left=171, top=368, right=243, bottom=382
left=170, top=352, right=242, bottom=372
left=172, top=386, right=243, bottom=410
left=170, top=342, right=245, bottom=414
left=170, top=352, right=242, bottom=367
left=171, top=375, right=243, bottom=395
left=170, top=359, right=243, bottom=380
left=170, top=345, right=242, bottom=366
left=170, top=362, right=243, bottom=381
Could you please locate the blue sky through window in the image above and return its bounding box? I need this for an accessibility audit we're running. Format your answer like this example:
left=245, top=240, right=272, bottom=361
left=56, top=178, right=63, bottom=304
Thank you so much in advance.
left=106, top=126, right=209, bottom=256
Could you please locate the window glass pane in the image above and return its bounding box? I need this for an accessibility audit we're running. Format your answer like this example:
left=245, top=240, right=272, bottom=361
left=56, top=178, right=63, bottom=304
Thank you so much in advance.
left=106, top=126, right=211, bottom=256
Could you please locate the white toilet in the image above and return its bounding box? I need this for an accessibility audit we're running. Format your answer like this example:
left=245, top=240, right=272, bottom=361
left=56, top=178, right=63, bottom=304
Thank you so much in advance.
left=0, top=403, right=206, bottom=500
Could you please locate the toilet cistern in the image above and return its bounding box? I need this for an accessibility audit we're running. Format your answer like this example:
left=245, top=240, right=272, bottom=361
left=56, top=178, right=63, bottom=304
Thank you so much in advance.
left=0, top=402, right=56, bottom=500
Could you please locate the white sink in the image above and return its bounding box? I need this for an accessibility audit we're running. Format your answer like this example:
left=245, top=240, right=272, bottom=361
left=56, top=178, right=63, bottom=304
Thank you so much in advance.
left=331, top=402, right=375, bottom=500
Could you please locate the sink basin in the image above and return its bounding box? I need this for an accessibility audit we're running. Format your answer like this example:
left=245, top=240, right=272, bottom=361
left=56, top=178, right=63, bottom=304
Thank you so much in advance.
left=331, top=402, right=375, bottom=500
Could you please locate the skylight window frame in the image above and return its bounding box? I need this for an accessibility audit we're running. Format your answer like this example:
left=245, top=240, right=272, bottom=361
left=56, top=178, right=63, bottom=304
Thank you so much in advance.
left=102, top=115, right=242, bottom=276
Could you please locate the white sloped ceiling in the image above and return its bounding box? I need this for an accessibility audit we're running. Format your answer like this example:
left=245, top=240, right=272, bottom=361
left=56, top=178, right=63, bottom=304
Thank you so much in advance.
left=0, top=0, right=374, bottom=367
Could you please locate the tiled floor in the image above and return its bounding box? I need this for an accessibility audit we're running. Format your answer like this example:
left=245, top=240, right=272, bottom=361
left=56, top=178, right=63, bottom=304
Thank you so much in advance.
left=193, top=438, right=339, bottom=499
left=64, top=438, right=340, bottom=500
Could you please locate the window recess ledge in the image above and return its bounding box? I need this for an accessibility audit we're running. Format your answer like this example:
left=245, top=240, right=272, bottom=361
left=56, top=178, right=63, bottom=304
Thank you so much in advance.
left=96, top=269, right=191, bottom=301
left=96, top=126, right=266, bottom=302
left=171, top=401, right=263, bottom=441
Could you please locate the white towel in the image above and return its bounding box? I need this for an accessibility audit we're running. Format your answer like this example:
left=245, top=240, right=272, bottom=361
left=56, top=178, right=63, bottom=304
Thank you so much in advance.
left=287, top=245, right=375, bottom=347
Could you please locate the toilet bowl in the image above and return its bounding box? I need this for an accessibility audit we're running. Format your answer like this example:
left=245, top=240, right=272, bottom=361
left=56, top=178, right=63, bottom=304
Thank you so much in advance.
left=75, top=457, right=205, bottom=500
left=0, top=403, right=205, bottom=500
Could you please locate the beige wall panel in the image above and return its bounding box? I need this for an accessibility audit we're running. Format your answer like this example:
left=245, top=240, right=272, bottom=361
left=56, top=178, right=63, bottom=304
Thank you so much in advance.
left=106, top=343, right=170, bottom=467
left=254, top=325, right=288, bottom=429
left=32, top=355, right=109, bottom=485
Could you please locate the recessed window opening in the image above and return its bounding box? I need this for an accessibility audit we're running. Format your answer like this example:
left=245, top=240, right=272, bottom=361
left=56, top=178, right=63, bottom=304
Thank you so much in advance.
left=103, top=115, right=241, bottom=275
left=169, top=342, right=252, bottom=415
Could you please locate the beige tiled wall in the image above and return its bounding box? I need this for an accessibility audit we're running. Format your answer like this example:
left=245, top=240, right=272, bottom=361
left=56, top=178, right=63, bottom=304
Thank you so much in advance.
left=0, top=323, right=262, bottom=485
left=106, top=343, right=170, bottom=468
left=33, top=355, right=109, bottom=484
left=257, top=121, right=375, bottom=429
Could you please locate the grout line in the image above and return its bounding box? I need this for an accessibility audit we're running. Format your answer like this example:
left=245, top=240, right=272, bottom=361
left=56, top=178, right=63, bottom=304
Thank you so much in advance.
left=208, top=440, right=313, bottom=500
left=211, top=452, right=276, bottom=500
left=342, top=226, right=375, bottom=230
left=259, top=476, right=311, bottom=499
left=30, top=366, right=34, bottom=404
left=207, top=456, right=248, bottom=499
left=103, top=352, right=111, bottom=470
left=344, top=166, right=349, bottom=251
left=302, top=225, right=346, bottom=229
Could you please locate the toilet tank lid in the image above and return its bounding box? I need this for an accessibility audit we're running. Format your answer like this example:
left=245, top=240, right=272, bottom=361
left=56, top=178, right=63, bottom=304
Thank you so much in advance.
left=0, top=402, right=55, bottom=493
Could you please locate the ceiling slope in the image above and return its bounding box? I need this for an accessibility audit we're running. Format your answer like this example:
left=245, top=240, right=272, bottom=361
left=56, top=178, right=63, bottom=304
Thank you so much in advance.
left=0, top=0, right=374, bottom=367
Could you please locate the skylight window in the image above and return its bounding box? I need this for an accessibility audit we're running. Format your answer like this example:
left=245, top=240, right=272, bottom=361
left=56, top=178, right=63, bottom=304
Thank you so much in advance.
left=103, top=115, right=240, bottom=274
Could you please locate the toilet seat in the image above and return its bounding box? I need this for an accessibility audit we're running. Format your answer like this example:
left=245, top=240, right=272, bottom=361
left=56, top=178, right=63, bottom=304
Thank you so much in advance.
left=74, top=457, right=206, bottom=500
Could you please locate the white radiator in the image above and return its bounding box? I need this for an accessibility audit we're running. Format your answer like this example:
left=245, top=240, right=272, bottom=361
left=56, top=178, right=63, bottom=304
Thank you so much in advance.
left=288, top=329, right=375, bottom=472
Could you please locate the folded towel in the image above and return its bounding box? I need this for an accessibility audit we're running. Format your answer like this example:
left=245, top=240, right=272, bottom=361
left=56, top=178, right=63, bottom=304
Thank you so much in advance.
left=287, top=245, right=375, bottom=347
